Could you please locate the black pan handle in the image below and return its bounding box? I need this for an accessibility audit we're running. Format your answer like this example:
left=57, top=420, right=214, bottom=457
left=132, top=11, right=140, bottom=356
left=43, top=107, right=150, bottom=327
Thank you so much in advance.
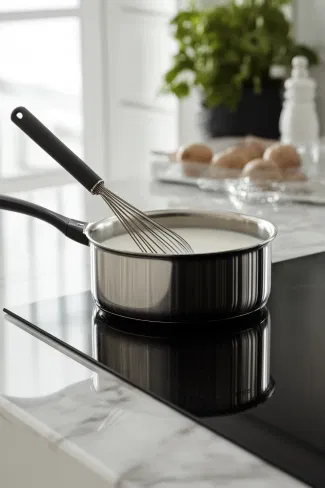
left=11, top=107, right=103, bottom=193
left=0, top=195, right=89, bottom=246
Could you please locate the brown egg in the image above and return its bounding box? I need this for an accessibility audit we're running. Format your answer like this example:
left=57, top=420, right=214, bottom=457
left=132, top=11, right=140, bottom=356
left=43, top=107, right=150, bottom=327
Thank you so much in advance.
left=264, top=143, right=301, bottom=169
left=239, top=137, right=265, bottom=159
left=212, top=147, right=247, bottom=169
left=243, top=136, right=276, bottom=151
left=242, top=158, right=282, bottom=183
left=169, top=151, right=177, bottom=162
left=282, top=169, right=307, bottom=182
left=177, top=143, right=213, bottom=164
left=240, top=146, right=264, bottom=163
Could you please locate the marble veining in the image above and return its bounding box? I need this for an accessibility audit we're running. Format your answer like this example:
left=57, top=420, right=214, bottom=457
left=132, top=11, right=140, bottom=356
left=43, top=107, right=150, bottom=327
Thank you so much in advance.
left=1, top=322, right=308, bottom=488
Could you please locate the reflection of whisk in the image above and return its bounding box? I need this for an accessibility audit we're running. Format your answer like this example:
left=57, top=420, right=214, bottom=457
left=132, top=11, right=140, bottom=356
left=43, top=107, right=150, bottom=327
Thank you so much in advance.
left=11, top=106, right=193, bottom=255
left=93, top=182, right=193, bottom=254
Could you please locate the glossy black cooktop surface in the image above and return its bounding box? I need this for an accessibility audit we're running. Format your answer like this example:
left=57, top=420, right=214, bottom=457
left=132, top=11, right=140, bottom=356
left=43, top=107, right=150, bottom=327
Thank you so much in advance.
left=5, top=252, right=325, bottom=488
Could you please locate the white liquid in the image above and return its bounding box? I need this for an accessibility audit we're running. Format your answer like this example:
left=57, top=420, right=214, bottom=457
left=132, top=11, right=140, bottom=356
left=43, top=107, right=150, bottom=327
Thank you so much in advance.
left=102, top=227, right=261, bottom=254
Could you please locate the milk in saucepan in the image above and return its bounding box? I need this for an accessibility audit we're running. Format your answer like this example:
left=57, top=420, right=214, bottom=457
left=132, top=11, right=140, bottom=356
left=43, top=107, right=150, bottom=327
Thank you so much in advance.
left=102, top=228, right=261, bottom=254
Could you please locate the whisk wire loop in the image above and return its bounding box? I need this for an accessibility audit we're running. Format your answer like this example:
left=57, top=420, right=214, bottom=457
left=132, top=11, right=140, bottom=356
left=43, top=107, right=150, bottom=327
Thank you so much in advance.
left=94, top=183, right=193, bottom=255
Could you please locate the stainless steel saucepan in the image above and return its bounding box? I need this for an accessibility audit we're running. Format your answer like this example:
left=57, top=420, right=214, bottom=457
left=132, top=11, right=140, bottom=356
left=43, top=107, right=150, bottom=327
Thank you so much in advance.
left=0, top=195, right=276, bottom=321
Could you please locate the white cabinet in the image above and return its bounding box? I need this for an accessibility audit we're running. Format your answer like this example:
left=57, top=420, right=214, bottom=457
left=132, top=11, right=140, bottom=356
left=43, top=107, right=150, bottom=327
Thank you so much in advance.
left=116, top=11, right=177, bottom=112
left=294, top=0, right=325, bottom=133
left=101, top=1, right=179, bottom=180
left=113, top=107, right=178, bottom=179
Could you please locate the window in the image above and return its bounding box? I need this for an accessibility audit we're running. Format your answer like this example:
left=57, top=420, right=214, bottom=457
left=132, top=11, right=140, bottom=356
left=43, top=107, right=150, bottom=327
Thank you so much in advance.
left=0, top=1, right=82, bottom=192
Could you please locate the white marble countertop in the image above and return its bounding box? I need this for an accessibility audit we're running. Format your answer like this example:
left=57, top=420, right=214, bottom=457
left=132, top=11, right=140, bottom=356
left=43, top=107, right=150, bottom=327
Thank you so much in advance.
left=0, top=179, right=322, bottom=487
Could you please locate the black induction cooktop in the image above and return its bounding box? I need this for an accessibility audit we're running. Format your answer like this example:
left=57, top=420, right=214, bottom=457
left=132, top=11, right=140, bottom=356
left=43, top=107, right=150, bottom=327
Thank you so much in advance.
left=5, top=252, right=325, bottom=488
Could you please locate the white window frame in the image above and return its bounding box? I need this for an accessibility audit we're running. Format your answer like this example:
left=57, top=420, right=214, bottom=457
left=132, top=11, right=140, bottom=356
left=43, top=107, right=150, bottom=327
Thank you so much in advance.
left=79, top=0, right=109, bottom=181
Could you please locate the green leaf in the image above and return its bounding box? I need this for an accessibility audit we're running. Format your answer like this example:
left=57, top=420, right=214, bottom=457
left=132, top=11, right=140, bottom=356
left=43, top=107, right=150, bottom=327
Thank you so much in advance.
left=164, top=68, right=179, bottom=85
left=171, top=82, right=191, bottom=98
left=161, top=0, right=318, bottom=110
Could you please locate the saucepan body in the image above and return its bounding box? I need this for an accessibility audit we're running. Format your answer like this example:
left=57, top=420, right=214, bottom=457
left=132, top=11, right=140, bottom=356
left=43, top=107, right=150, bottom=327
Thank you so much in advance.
left=86, top=210, right=276, bottom=321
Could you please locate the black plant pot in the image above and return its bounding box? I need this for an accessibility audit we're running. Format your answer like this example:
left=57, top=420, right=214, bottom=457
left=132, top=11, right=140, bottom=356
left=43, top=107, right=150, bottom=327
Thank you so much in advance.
left=200, top=81, right=283, bottom=140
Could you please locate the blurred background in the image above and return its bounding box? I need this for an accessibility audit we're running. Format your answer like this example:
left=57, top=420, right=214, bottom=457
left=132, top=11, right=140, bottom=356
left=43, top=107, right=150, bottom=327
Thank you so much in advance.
left=0, top=0, right=323, bottom=194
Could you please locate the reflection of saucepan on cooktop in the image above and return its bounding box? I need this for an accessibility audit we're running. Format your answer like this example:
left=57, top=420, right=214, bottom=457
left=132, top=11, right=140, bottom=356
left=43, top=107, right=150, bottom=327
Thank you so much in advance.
left=92, top=308, right=274, bottom=417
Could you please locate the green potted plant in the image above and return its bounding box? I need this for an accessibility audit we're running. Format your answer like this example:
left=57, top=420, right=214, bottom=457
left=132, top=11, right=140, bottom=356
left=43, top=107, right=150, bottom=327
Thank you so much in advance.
left=162, top=0, right=319, bottom=139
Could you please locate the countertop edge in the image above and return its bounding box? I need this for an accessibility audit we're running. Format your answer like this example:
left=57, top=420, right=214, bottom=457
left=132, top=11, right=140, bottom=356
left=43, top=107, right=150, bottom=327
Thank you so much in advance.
left=0, top=395, right=117, bottom=484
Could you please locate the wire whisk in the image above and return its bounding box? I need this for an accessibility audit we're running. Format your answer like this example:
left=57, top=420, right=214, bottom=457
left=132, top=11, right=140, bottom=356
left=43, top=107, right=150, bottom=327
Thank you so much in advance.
left=93, top=182, right=193, bottom=255
left=11, top=107, right=193, bottom=255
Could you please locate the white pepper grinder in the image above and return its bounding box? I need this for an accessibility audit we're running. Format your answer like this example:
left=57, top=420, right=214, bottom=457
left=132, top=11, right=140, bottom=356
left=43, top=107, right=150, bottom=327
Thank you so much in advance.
left=279, top=56, right=320, bottom=174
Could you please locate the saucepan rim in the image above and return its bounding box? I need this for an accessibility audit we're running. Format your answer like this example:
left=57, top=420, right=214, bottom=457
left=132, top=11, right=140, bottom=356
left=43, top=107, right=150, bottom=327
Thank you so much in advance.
left=84, top=209, right=277, bottom=260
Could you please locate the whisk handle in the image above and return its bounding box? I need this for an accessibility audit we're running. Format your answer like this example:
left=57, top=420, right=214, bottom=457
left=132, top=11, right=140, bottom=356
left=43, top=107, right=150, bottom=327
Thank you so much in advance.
left=11, top=107, right=102, bottom=193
